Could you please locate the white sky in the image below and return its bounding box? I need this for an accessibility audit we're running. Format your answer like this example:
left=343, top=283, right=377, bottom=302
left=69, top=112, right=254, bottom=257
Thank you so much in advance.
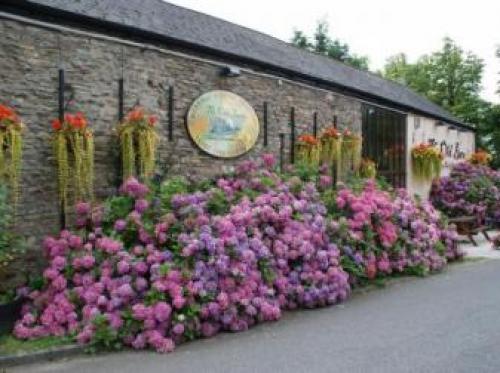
left=167, top=0, right=500, bottom=103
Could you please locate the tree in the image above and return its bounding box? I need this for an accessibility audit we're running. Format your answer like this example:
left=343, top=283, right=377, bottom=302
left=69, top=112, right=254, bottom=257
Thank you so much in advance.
left=291, top=30, right=310, bottom=50
left=291, top=20, right=369, bottom=71
left=383, top=38, right=484, bottom=124
left=477, top=104, right=500, bottom=169
left=383, top=39, right=500, bottom=168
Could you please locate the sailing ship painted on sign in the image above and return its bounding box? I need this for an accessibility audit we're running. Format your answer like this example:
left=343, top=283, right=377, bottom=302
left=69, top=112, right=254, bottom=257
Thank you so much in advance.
left=187, top=90, right=259, bottom=158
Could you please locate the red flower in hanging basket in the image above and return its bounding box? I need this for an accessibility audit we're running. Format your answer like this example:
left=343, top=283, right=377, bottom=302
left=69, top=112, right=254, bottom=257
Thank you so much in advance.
left=71, top=112, right=88, bottom=130
left=126, top=107, right=145, bottom=123
left=321, top=127, right=341, bottom=139
left=298, top=134, right=319, bottom=146
left=51, top=119, right=62, bottom=131
left=148, top=115, right=158, bottom=127
left=51, top=112, right=89, bottom=132
left=0, top=104, right=19, bottom=123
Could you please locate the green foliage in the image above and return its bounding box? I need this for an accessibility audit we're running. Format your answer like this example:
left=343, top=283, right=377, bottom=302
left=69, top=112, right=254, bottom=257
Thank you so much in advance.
left=192, top=178, right=214, bottom=192
left=291, top=20, right=369, bottom=71
left=434, top=241, right=446, bottom=256
left=340, top=255, right=366, bottom=282
left=403, top=264, right=429, bottom=277
left=102, top=196, right=134, bottom=232
left=291, top=161, right=318, bottom=183
left=0, top=335, right=70, bottom=355
left=383, top=38, right=484, bottom=121
left=260, top=176, right=276, bottom=189
left=320, top=189, right=337, bottom=215
left=258, top=258, right=276, bottom=285
left=160, top=177, right=189, bottom=211
left=88, top=314, right=122, bottom=352
left=206, top=188, right=230, bottom=215
left=476, top=104, right=500, bottom=169
left=383, top=38, right=500, bottom=167
left=466, top=175, right=497, bottom=205
left=235, top=188, right=260, bottom=202
left=144, top=289, right=168, bottom=306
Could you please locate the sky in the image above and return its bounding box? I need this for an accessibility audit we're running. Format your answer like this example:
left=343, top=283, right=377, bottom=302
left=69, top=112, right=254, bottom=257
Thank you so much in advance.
left=167, top=0, right=500, bottom=103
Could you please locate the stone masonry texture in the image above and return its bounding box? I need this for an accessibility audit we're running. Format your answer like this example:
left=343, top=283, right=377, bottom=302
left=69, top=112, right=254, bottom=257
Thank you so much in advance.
left=0, top=18, right=362, bottom=254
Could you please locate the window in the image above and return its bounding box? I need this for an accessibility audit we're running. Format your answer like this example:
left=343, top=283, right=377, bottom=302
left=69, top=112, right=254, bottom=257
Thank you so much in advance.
left=362, top=104, right=407, bottom=188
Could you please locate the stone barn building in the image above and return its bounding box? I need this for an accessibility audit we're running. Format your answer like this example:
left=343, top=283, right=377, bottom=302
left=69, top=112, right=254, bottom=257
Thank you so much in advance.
left=0, top=0, right=475, bottom=242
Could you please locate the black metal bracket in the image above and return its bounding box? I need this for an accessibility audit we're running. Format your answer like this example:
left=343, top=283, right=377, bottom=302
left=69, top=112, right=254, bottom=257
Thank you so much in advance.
left=263, top=102, right=268, bottom=147
left=168, top=86, right=174, bottom=142
left=279, top=133, right=285, bottom=173
left=313, top=112, right=318, bottom=137
left=290, top=107, right=295, bottom=164
left=58, top=68, right=66, bottom=229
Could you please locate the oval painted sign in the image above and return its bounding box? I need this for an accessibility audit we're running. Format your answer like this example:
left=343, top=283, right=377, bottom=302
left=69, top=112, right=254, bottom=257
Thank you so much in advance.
left=186, top=90, right=260, bottom=158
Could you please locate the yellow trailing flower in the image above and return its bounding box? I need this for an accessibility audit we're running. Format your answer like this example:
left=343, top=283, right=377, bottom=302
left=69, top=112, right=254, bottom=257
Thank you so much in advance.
left=340, top=129, right=362, bottom=174
left=411, top=143, right=443, bottom=180
left=319, top=127, right=342, bottom=165
left=359, top=158, right=377, bottom=179
left=0, top=104, right=24, bottom=210
left=117, top=107, right=160, bottom=182
left=51, top=112, right=94, bottom=212
left=296, top=134, right=320, bottom=167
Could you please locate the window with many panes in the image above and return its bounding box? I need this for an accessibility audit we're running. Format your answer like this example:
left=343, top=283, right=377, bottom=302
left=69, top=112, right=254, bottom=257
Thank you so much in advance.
left=362, top=104, right=407, bottom=188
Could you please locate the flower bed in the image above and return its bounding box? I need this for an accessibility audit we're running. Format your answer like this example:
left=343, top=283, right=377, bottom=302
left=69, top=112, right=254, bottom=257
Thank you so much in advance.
left=430, top=162, right=500, bottom=225
left=13, top=155, right=462, bottom=353
left=324, top=179, right=462, bottom=281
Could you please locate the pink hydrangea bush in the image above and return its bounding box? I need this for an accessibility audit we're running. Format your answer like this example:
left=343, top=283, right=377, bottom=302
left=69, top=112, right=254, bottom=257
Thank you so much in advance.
left=14, top=155, right=350, bottom=352
left=430, top=162, right=500, bottom=225
left=13, top=155, right=461, bottom=352
left=327, top=180, right=462, bottom=281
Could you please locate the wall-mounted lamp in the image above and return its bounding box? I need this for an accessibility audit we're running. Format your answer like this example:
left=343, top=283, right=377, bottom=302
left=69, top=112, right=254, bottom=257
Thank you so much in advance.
left=220, top=65, right=241, bottom=77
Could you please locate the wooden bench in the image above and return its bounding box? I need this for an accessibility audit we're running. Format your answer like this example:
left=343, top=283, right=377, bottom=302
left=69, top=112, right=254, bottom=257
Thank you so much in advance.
left=448, top=216, right=491, bottom=246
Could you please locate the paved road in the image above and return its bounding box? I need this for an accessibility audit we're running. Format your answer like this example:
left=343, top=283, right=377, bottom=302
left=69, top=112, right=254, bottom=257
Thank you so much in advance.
left=8, top=259, right=500, bottom=373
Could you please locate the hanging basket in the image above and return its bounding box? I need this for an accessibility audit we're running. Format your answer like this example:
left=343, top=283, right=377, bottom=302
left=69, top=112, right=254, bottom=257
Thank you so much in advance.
left=319, top=127, right=342, bottom=165
left=117, top=107, right=160, bottom=182
left=467, top=149, right=492, bottom=166
left=359, top=158, right=377, bottom=179
left=51, top=112, right=94, bottom=212
left=411, top=143, right=443, bottom=180
left=340, top=130, right=362, bottom=173
left=0, top=105, right=23, bottom=209
left=295, top=134, right=320, bottom=167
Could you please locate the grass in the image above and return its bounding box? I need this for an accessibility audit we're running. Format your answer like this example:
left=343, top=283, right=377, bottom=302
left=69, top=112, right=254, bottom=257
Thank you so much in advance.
left=0, top=335, right=71, bottom=356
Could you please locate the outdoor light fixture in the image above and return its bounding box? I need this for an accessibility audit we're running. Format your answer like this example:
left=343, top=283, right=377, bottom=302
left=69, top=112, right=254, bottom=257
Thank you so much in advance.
left=220, top=65, right=241, bottom=77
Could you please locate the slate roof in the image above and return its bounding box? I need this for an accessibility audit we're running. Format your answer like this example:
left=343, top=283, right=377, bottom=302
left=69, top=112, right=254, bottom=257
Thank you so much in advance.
left=5, top=0, right=473, bottom=129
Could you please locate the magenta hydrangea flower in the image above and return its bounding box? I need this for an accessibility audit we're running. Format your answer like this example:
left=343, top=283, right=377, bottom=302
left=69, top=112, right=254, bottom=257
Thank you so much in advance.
left=114, top=219, right=127, bottom=232
left=75, top=202, right=91, bottom=216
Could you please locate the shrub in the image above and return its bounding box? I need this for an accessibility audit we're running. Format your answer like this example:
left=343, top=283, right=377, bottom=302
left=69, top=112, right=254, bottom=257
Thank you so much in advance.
left=325, top=180, right=461, bottom=283
left=430, top=162, right=500, bottom=225
left=13, top=155, right=461, bottom=352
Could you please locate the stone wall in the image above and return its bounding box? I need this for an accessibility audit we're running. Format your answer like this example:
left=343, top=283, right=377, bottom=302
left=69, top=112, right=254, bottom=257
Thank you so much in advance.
left=0, top=17, right=362, bottom=245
